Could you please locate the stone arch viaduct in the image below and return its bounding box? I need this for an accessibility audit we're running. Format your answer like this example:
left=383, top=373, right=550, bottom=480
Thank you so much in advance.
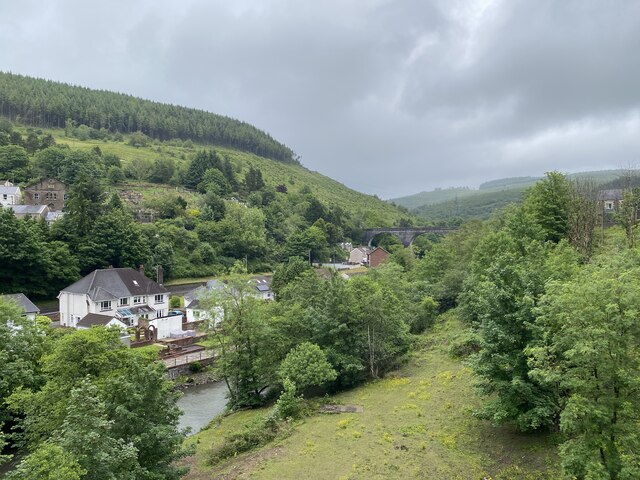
left=362, top=227, right=458, bottom=247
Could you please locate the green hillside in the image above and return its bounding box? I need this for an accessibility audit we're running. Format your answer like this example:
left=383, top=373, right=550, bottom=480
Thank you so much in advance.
left=0, top=71, right=295, bottom=162
left=398, top=170, right=627, bottom=223
left=388, top=187, right=475, bottom=210
left=0, top=78, right=414, bottom=293
left=36, top=128, right=408, bottom=227
left=412, top=186, right=527, bottom=222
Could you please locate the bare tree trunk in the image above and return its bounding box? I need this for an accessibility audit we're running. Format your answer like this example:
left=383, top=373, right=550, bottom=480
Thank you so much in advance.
left=568, top=178, right=598, bottom=260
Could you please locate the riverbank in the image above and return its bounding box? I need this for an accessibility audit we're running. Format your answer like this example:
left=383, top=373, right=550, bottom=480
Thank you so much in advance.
left=174, top=369, right=220, bottom=390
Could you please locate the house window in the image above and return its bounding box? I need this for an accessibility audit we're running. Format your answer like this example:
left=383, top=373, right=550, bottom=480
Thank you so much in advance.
left=133, top=296, right=143, bottom=304
left=605, top=201, right=614, bottom=210
left=156, top=310, right=163, bottom=318
left=2, top=194, right=6, bottom=200
left=100, top=301, right=111, bottom=311
left=34, top=193, right=39, bottom=200
left=154, top=294, right=164, bottom=304
left=194, top=310, right=200, bottom=319
left=119, top=297, right=129, bottom=306
left=63, top=193, right=68, bottom=201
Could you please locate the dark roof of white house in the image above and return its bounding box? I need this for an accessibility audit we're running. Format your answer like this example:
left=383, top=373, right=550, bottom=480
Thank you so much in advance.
left=597, top=189, right=624, bottom=201
left=77, top=313, right=121, bottom=327
left=61, top=268, right=167, bottom=302
left=0, top=293, right=40, bottom=314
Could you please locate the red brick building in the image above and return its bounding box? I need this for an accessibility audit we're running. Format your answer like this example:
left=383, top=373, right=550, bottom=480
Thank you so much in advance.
left=367, top=247, right=389, bottom=268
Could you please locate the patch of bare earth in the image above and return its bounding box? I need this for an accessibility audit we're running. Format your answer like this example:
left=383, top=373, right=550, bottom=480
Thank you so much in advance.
left=181, top=447, right=284, bottom=480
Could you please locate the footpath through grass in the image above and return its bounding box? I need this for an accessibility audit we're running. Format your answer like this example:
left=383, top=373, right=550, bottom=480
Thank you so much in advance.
left=182, top=313, right=561, bottom=480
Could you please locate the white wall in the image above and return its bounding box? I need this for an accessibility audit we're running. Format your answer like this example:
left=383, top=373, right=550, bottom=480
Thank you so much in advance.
left=0, top=188, right=21, bottom=206
left=150, top=314, right=182, bottom=339
left=59, top=292, right=89, bottom=327
left=186, top=305, right=223, bottom=326
left=349, top=249, right=367, bottom=264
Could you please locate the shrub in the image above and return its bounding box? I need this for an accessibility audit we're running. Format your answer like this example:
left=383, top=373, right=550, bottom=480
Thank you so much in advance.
left=207, top=414, right=282, bottom=465
left=275, top=379, right=302, bottom=419
left=188, top=361, right=203, bottom=373
left=169, top=296, right=182, bottom=308
left=448, top=330, right=481, bottom=358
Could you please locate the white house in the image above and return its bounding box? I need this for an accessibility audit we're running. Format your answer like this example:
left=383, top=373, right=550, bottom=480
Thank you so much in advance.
left=185, top=279, right=225, bottom=326
left=0, top=293, right=40, bottom=321
left=184, top=275, right=273, bottom=325
left=58, top=267, right=182, bottom=340
left=348, top=246, right=371, bottom=265
left=251, top=275, right=274, bottom=301
left=0, top=181, right=21, bottom=206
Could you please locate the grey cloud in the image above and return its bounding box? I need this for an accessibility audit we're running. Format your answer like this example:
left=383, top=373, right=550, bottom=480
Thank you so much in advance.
left=1, top=0, right=639, bottom=198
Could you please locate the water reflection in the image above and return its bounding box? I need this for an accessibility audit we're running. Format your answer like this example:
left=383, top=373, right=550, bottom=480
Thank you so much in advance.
left=177, top=381, right=228, bottom=434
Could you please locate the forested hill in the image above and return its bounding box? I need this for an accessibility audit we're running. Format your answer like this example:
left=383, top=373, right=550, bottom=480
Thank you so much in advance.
left=0, top=72, right=295, bottom=163
left=394, top=170, right=626, bottom=223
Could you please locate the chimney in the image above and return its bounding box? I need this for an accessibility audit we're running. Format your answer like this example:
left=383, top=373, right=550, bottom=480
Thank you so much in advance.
left=156, top=265, right=164, bottom=285
left=139, top=264, right=145, bottom=276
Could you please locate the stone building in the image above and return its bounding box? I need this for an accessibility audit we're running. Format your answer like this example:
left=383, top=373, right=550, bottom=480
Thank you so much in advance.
left=23, top=178, right=68, bottom=211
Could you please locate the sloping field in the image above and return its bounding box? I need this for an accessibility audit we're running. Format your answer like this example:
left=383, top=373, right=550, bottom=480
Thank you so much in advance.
left=182, top=314, right=560, bottom=480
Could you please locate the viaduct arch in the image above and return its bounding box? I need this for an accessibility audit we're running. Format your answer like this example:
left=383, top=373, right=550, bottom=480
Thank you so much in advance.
left=362, top=227, right=458, bottom=247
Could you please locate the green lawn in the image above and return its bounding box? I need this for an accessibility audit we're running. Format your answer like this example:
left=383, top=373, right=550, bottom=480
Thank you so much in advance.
left=181, top=314, right=561, bottom=480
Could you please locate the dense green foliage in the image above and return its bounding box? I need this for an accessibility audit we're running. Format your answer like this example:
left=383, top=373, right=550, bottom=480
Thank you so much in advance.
left=415, top=171, right=640, bottom=478
left=278, top=342, right=337, bottom=393
left=0, top=114, right=414, bottom=296
left=530, top=253, right=640, bottom=478
left=0, top=72, right=295, bottom=162
left=3, top=325, right=186, bottom=479
left=201, top=262, right=429, bottom=409
left=0, top=210, right=79, bottom=296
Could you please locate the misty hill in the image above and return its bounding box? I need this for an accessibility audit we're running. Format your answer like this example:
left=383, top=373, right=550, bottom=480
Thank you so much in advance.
left=0, top=72, right=295, bottom=163
left=397, top=170, right=627, bottom=222
left=388, top=187, right=475, bottom=210
left=478, top=176, right=541, bottom=190
left=412, top=187, right=527, bottom=222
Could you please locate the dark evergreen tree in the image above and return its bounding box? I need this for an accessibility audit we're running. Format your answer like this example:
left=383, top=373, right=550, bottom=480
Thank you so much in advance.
left=185, top=150, right=220, bottom=189
left=244, top=166, right=265, bottom=192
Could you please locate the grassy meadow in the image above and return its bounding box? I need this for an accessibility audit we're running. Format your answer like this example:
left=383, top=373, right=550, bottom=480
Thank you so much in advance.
left=181, top=313, right=561, bottom=480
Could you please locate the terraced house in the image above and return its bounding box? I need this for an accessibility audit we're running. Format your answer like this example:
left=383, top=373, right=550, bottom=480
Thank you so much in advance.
left=58, top=267, right=183, bottom=339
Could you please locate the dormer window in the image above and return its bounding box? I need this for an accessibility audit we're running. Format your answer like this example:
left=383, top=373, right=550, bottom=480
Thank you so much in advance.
left=100, top=301, right=112, bottom=311
left=119, top=298, right=129, bottom=306
left=133, top=296, right=143, bottom=304
left=154, top=294, right=164, bottom=304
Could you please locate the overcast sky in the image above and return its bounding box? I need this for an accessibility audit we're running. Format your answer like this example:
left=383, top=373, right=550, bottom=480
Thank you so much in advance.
left=1, top=0, right=639, bottom=198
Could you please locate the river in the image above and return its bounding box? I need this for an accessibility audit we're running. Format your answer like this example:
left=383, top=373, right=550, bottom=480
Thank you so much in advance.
left=177, top=381, right=229, bottom=434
